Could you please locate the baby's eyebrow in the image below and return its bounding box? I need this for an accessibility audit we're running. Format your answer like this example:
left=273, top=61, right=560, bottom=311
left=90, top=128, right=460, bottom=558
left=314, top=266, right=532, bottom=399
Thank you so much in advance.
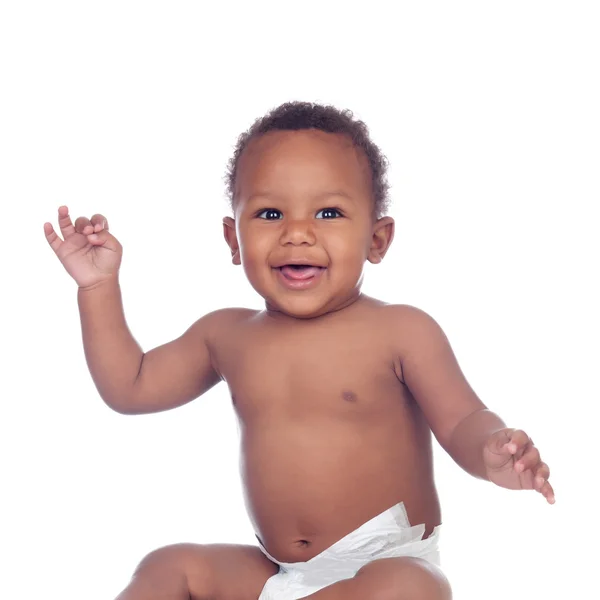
left=247, top=192, right=280, bottom=203
left=317, top=190, right=354, bottom=201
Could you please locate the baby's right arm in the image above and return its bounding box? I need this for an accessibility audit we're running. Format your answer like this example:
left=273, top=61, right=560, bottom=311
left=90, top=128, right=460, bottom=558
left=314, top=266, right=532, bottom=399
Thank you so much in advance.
left=45, top=207, right=220, bottom=414
left=78, top=281, right=221, bottom=414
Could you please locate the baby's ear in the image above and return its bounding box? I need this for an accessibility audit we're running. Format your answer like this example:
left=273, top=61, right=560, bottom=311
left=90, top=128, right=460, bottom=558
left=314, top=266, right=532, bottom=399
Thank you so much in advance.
left=367, top=216, right=395, bottom=264
left=223, top=217, right=241, bottom=265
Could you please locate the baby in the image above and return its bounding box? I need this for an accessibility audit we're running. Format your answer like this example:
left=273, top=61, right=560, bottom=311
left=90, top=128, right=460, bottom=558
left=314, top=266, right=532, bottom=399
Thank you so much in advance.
left=44, top=102, right=554, bottom=600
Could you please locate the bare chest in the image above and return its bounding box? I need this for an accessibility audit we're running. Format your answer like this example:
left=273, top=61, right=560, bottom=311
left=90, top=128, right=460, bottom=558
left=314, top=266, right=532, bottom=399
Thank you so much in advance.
left=214, top=326, right=407, bottom=421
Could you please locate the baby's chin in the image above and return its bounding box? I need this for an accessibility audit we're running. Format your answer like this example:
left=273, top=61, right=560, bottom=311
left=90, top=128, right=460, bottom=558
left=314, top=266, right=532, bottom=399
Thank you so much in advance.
left=263, top=291, right=362, bottom=321
left=264, top=298, right=330, bottom=320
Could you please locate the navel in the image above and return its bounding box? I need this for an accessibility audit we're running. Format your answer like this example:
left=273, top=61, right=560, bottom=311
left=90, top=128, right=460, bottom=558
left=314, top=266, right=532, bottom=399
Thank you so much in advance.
left=342, top=390, right=358, bottom=402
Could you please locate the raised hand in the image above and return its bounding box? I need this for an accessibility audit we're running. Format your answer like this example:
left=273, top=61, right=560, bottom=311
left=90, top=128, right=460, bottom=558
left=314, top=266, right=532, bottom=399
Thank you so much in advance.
left=484, top=428, right=555, bottom=504
left=44, top=205, right=123, bottom=289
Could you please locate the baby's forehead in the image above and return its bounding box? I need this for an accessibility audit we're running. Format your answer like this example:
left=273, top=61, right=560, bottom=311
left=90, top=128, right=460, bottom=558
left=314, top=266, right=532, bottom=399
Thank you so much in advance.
left=237, top=129, right=372, bottom=192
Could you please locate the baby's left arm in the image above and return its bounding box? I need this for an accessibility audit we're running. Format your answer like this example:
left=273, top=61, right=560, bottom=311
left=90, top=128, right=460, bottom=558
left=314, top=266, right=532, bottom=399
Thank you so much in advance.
left=393, top=305, right=555, bottom=504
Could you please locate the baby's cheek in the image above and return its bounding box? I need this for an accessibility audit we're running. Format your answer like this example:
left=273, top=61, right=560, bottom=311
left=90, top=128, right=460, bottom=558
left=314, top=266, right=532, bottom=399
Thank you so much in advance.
left=338, top=243, right=368, bottom=266
left=241, top=254, right=274, bottom=290
left=335, top=252, right=367, bottom=284
left=237, top=239, right=260, bottom=265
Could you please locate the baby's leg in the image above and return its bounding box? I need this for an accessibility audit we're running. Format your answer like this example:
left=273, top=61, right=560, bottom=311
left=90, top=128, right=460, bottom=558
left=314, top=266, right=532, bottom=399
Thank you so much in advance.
left=300, top=556, right=451, bottom=600
left=115, top=542, right=278, bottom=600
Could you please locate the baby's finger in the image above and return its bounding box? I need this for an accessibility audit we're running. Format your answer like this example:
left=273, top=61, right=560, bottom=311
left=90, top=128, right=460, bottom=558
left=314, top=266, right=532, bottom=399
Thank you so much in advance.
left=90, top=213, right=108, bottom=233
left=534, top=462, right=550, bottom=481
left=533, top=463, right=550, bottom=490
left=507, top=429, right=531, bottom=455
left=74, top=216, right=93, bottom=235
left=43, top=222, right=63, bottom=253
left=493, top=429, right=515, bottom=454
left=86, top=228, right=111, bottom=246
left=57, top=205, right=77, bottom=238
left=540, top=480, right=555, bottom=504
left=514, top=446, right=540, bottom=473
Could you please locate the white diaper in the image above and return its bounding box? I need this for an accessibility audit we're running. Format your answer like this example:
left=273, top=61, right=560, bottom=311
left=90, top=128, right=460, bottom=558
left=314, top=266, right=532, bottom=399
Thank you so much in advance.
left=257, top=502, right=441, bottom=600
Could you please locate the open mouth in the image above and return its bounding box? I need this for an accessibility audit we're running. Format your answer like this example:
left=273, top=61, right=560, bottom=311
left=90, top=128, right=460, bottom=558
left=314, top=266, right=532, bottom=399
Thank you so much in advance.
left=278, top=265, right=325, bottom=280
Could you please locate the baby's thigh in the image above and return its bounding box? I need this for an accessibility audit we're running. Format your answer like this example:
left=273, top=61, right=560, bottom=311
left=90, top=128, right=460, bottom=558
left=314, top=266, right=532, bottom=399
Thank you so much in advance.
left=119, top=542, right=278, bottom=600
left=300, top=556, right=451, bottom=600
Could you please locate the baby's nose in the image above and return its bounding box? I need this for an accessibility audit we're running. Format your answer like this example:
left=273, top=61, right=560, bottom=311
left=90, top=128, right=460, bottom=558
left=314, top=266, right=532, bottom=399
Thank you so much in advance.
left=280, top=219, right=317, bottom=246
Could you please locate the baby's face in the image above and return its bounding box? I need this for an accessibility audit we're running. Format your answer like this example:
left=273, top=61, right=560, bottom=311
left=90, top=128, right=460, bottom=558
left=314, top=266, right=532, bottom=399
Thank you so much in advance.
left=225, top=129, right=393, bottom=318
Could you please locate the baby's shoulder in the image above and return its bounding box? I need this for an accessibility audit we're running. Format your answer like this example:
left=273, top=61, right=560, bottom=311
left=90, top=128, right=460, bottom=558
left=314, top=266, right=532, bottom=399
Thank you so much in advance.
left=185, top=307, right=259, bottom=346
left=200, top=306, right=260, bottom=331
left=372, top=302, right=445, bottom=340
left=369, top=300, right=433, bottom=324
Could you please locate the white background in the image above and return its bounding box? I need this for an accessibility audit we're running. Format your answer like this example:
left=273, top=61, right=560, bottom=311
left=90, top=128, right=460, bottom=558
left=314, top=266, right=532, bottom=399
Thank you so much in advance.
left=1, top=1, right=598, bottom=598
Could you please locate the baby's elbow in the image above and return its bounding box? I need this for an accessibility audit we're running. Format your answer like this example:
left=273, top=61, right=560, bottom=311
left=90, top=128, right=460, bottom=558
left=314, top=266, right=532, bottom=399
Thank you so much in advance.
left=109, top=402, right=139, bottom=416
left=102, top=392, right=144, bottom=415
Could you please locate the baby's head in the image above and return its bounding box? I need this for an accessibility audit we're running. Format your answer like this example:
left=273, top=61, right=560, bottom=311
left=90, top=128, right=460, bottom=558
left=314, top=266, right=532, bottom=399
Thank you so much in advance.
left=223, top=101, right=395, bottom=319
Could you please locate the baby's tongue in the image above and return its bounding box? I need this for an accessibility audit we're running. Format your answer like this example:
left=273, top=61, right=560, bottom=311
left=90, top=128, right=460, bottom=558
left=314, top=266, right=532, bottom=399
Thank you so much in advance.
left=281, top=265, right=321, bottom=280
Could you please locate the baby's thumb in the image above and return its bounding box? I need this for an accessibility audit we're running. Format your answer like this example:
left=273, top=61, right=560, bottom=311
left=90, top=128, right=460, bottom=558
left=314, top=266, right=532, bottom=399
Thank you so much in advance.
left=489, top=428, right=515, bottom=454
left=87, top=229, right=119, bottom=249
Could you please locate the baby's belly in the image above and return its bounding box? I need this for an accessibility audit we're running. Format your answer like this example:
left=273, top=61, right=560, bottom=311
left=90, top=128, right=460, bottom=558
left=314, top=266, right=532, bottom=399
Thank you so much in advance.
left=240, top=422, right=440, bottom=563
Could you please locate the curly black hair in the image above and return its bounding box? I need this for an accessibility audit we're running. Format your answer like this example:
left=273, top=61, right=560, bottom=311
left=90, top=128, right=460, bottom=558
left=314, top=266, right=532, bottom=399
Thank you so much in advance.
left=225, top=101, right=391, bottom=218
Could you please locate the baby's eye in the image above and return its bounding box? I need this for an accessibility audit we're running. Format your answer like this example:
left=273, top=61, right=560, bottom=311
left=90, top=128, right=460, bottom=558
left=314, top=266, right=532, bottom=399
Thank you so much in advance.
left=316, top=208, right=342, bottom=219
left=257, top=209, right=283, bottom=220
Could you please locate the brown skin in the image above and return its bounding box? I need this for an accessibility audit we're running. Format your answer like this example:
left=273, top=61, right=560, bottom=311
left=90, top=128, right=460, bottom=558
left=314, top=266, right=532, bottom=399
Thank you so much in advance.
left=44, top=129, right=553, bottom=599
